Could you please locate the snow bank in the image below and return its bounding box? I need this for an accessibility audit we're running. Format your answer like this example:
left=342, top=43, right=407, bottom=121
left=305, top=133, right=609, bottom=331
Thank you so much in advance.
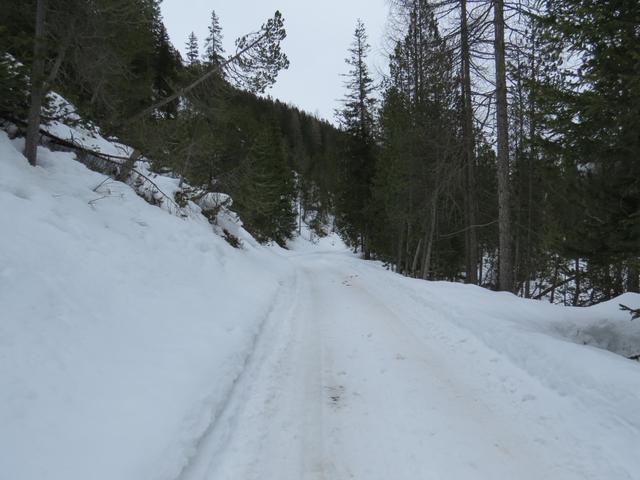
left=0, top=131, right=293, bottom=480
left=337, top=259, right=640, bottom=478
left=286, top=216, right=349, bottom=254
left=43, top=92, right=134, bottom=158
left=554, top=293, right=640, bottom=358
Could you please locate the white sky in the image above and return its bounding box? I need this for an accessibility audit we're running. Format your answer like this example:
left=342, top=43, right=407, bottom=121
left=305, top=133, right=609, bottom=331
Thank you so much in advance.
left=160, top=0, right=390, bottom=122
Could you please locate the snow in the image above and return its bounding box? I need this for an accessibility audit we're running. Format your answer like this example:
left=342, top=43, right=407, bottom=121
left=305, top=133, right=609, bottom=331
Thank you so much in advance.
left=43, top=92, right=134, bottom=158
left=174, top=253, right=640, bottom=480
left=0, top=131, right=292, bottom=480
left=1, top=126, right=640, bottom=480
left=286, top=219, right=348, bottom=254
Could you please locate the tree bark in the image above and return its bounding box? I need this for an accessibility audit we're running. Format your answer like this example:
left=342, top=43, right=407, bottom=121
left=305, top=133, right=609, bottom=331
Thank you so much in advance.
left=396, top=220, right=406, bottom=274
left=494, top=0, right=513, bottom=292
left=411, top=238, right=423, bottom=276
left=574, top=258, right=581, bottom=306
left=627, top=263, right=640, bottom=293
left=461, top=0, right=478, bottom=285
left=524, top=26, right=537, bottom=299
left=421, top=197, right=438, bottom=280
left=25, top=0, right=47, bottom=166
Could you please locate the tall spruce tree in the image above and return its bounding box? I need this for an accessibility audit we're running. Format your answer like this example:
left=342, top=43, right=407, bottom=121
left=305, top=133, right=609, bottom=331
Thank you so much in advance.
left=539, top=0, right=640, bottom=296
left=336, top=19, right=377, bottom=258
left=234, top=124, right=297, bottom=245
left=185, top=32, right=200, bottom=66
left=372, top=0, right=461, bottom=278
left=204, top=10, right=224, bottom=67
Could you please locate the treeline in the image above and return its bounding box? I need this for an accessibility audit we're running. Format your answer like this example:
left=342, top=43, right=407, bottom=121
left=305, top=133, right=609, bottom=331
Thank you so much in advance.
left=0, top=1, right=343, bottom=245
left=334, top=0, right=639, bottom=304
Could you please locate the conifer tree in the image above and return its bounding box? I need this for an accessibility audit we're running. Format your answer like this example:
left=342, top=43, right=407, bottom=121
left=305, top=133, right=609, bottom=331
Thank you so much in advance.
left=336, top=20, right=377, bottom=258
left=373, top=0, right=460, bottom=278
left=539, top=0, right=640, bottom=295
left=151, top=22, right=182, bottom=118
left=185, top=32, right=200, bottom=66
left=204, top=10, right=224, bottom=67
left=234, top=124, right=297, bottom=245
left=493, top=0, right=513, bottom=292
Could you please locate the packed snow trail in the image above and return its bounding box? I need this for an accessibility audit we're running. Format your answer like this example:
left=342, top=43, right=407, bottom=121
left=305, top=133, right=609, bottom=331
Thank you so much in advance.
left=179, top=251, right=640, bottom=480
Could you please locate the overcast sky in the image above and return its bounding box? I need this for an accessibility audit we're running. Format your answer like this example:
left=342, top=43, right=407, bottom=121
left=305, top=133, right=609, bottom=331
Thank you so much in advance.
left=160, top=0, right=390, bottom=122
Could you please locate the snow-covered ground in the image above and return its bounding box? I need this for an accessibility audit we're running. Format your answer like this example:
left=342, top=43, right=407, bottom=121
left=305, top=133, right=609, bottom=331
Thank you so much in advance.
left=0, top=131, right=292, bottom=480
left=1, top=129, right=640, bottom=480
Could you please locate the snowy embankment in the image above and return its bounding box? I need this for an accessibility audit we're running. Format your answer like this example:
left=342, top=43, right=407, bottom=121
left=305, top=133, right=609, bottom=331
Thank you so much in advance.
left=0, top=130, right=293, bottom=480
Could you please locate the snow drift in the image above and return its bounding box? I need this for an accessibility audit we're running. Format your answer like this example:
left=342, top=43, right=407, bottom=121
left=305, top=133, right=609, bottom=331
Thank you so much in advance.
left=0, top=130, right=294, bottom=480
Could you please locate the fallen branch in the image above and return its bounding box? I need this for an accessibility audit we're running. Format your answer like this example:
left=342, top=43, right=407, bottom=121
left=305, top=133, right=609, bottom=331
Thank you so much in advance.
left=440, top=220, right=498, bottom=239
left=4, top=114, right=185, bottom=215
left=88, top=194, right=122, bottom=207
left=92, top=176, right=113, bottom=193
left=533, top=275, right=578, bottom=301
left=36, top=126, right=183, bottom=214
left=620, top=304, right=640, bottom=320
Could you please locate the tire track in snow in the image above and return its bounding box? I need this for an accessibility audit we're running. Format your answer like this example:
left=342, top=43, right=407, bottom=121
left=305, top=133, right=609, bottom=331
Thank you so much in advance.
left=171, top=266, right=301, bottom=480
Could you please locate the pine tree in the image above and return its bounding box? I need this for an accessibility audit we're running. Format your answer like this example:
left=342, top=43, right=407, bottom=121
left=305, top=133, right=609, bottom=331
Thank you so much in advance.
left=460, top=0, right=478, bottom=284
left=539, top=0, right=640, bottom=296
left=373, top=0, right=460, bottom=278
left=336, top=19, right=377, bottom=258
left=493, top=0, right=514, bottom=292
left=337, top=20, right=376, bottom=141
left=204, top=10, right=224, bottom=67
left=151, top=22, right=182, bottom=118
left=24, top=0, right=46, bottom=166
left=185, top=31, right=200, bottom=66
left=234, top=125, right=297, bottom=245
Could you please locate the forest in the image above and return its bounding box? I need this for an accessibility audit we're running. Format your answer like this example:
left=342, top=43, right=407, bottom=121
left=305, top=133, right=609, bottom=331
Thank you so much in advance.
left=1, top=0, right=638, bottom=306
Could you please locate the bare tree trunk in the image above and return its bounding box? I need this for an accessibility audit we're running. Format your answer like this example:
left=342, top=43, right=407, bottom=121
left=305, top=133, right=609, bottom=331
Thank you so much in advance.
left=179, top=138, right=195, bottom=188
left=363, top=228, right=371, bottom=260
left=524, top=27, right=537, bottom=299
left=411, top=238, right=423, bottom=276
left=550, top=255, right=560, bottom=303
left=627, top=263, right=639, bottom=293
left=421, top=198, right=438, bottom=280
left=25, top=0, right=47, bottom=166
left=614, top=263, right=624, bottom=297
left=461, top=0, right=478, bottom=285
left=404, top=223, right=411, bottom=273
left=573, top=258, right=581, bottom=306
left=396, top=221, right=406, bottom=274
left=494, top=0, right=513, bottom=292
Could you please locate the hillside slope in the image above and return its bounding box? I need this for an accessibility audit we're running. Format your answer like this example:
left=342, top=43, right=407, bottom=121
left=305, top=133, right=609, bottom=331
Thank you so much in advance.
left=0, top=131, right=295, bottom=480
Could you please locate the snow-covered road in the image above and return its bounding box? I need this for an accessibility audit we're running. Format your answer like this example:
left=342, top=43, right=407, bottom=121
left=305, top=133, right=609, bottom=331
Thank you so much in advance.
left=178, top=251, right=640, bottom=480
